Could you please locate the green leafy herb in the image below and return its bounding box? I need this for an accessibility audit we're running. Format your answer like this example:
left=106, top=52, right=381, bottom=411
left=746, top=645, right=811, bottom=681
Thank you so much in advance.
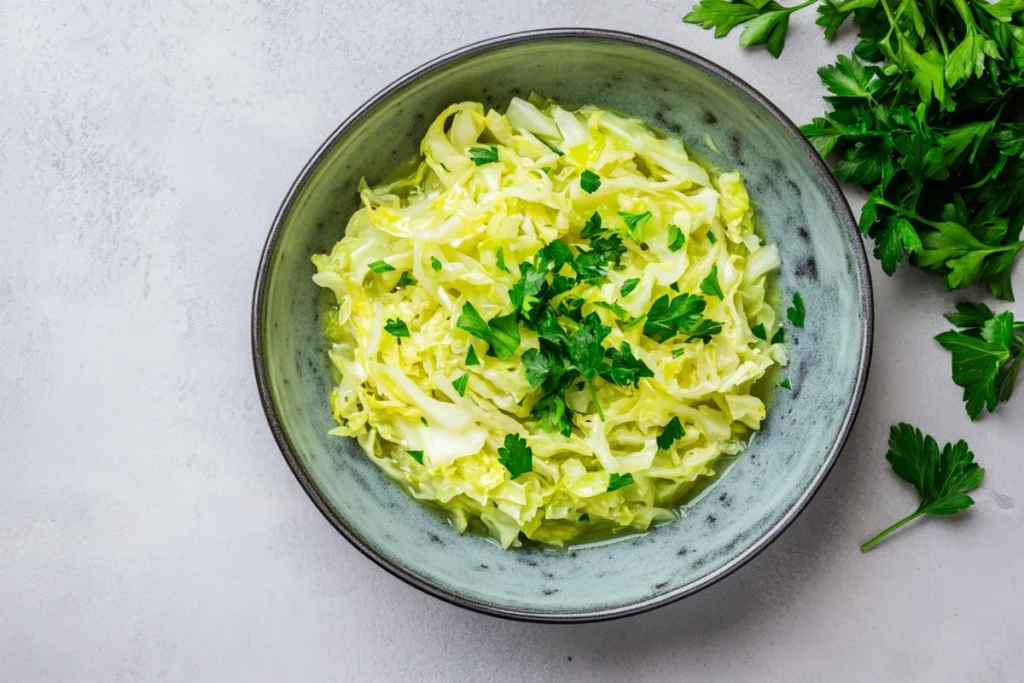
left=620, top=278, right=641, bottom=297
left=607, top=473, right=635, bottom=492
left=700, top=264, right=725, bottom=300
left=566, top=313, right=613, bottom=420
left=668, top=224, right=686, bottom=252
left=787, top=292, right=805, bottom=327
left=396, top=271, right=417, bottom=288
left=860, top=424, right=984, bottom=551
left=384, top=318, right=410, bottom=337
left=452, top=373, right=469, bottom=397
left=618, top=211, right=652, bottom=242
left=407, top=450, right=424, bottom=464
left=430, top=256, right=443, bottom=272
left=751, top=323, right=768, bottom=342
left=600, top=342, right=654, bottom=388
left=368, top=259, right=395, bottom=273
left=497, top=433, right=533, bottom=478
left=707, top=231, right=717, bottom=245
left=936, top=303, right=1024, bottom=420
left=593, top=301, right=630, bottom=319
left=581, top=212, right=604, bottom=239
left=420, top=417, right=428, bottom=426
left=643, top=293, right=722, bottom=344
left=780, top=377, right=792, bottom=390
left=672, top=347, right=686, bottom=358
left=574, top=235, right=627, bottom=283
left=657, top=417, right=685, bottom=450
left=540, top=138, right=564, bottom=156
left=465, top=345, right=480, bottom=366
left=439, top=162, right=450, bottom=172
left=685, top=319, right=724, bottom=343
left=531, top=392, right=573, bottom=438
left=456, top=302, right=520, bottom=360
left=496, top=247, right=509, bottom=273
left=580, top=169, right=602, bottom=194
left=771, top=327, right=785, bottom=345
left=468, top=146, right=500, bottom=166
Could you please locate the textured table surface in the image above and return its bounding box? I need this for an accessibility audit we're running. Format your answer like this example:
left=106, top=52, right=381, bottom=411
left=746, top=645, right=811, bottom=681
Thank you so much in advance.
left=2, top=2, right=1022, bottom=681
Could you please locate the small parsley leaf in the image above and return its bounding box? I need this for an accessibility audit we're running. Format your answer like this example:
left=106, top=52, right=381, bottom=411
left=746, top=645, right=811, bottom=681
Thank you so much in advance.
left=707, top=231, right=718, bottom=245
left=368, top=259, right=395, bottom=273
left=600, top=342, right=654, bottom=388
left=452, top=374, right=469, bottom=397
left=396, top=271, right=417, bottom=288
left=497, top=434, right=533, bottom=479
left=780, top=377, right=792, bottom=390
left=620, top=278, right=641, bottom=297
left=668, top=224, right=686, bottom=252
left=465, top=345, right=480, bottom=366
left=580, top=169, right=602, bottom=194
left=751, top=323, right=768, bottom=341
left=456, top=302, right=520, bottom=360
left=496, top=247, right=509, bottom=273
left=787, top=292, right=805, bottom=327
left=619, top=211, right=652, bottom=242
left=468, top=146, right=500, bottom=166
left=407, top=450, right=424, bottom=464
left=771, top=327, right=785, bottom=345
left=657, top=417, right=685, bottom=450
left=607, top=473, right=635, bottom=492
left=384, top=318, right=410, bottom=337
left=430, top=256, right=443, bottom=272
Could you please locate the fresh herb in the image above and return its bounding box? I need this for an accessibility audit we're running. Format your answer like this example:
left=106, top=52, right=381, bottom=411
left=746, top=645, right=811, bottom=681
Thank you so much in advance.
left=368, top=259, right=395, bottom=273
left=396, top=271, right=417, bottom=288
left=468, top=146, right=500, bottom=166
left=657, top=417, right=685, bottom=450
left=643, top=293, right=722, bottom=344
left=600, top=342, right=654, bottom=387
left=685, top=319, right=724, bottom=343
left=607, top=473, right=635, bottom=492
left=581, top=212, right=604, bottom=239
left=541, top=138, right=564, bottom=156
left=452, top=373, right=469, bottom=397
left=384, top=318, right=410, bottom=338
left=407, top=450, right=425, bottom=464
left=456, top=302, right=520, bottom=360
left=684, top=0, right=818, bottom=58
left=580, top=169, right=602, bottom=194
left=619, top=211, right=652, bottom=242
left=496, top=247, right=509, bottom=273
left=668, top=224, right=686, bottom=252
left=430, top=256, right=443, bottom=272
left=465, top=345, right=480, bottom=366
left=672, top=347, right=686, bottom=358
left=700, top=264, right=725, bottom=300
left=420, top=417, right=428, bottom=426
left=787, top=292, right=805, bottom=327
left=497, top=433, right=533, bottom=478
left=771, top=327, right=785, bottom=345
left=566, top=314, right=613, bottom=420
left=861, top=424, right=984, bottom=552
left=593, top=301, right=631, bottom=319
left=439, top=162, right=450, bottom=172
left=751, top=323, right=768, bottom=342
left=936, top=303, right=1024, bottom=419
left=531, top=392, right=573, bottom=437
left=620, top=278, right=641, bottom=297
left=574, top=235, right=627, bottom=283
left=707, top=231, right=717, bottom=245
left=780, top=377, right=792, bottom=390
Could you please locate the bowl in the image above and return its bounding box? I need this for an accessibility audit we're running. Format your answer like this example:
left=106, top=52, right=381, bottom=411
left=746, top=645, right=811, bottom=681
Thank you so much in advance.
left=252, top=28, right=872, bottom=622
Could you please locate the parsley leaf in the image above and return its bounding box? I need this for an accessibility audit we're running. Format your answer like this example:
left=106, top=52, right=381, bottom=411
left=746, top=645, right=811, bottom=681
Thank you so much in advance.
left=771, top=327, right=785, bottom=345
left=430, top=256, right=443, bottom=272
left=368, top=259, right=395, bottom=273
left=531, top=392, right=573, bottom=437
left=384, top=318, right=410, bottom=337
left=396, top=271, right=417, bottom=288
left=566, top=313, right=612, bottom=420
left=600, top=342, right=654, bottom=387
left=618, top=211, right=652, bottom=242
left=861, top=424, right=984, bottom=551
left=574, top=235, right=626, bottom=283
left=751, top=323, right=768, bottom=341
left=468, top=146, right=500, bottom=166
left=707, top=231, right=717, bottom=245
left=787, top=292, right=805, bottom=327
left=936, top=305, right=1024, bottom=419
left=607, top=473, right=635, bottom=492
left=593, top=301, right=630, bottom=319
left=497, top=434, right=533, bottom=478
left=540, top=138, right=564, bottom=156
left=496, top=247, right=509, bottom=273
left=672, top=347, right=686, bottom=358
left=668, top=224, right=686, bottom=252
left=685, top=319, right=724, bottom=343
left=456, top=302, right=520, bottom=360
left=580, top=169, right=602, bottom=194
left=407, top=450, right=424, bottom=464
left=581, top=212, right=604, bottom=239
left=780, top=377, right=792, bottom=390
left=522, top=347, right=557, bottom=386
left=452, top=374, right=469, bottom=397
left=620, top=278, right=641, bottom=297
left=643, top=293, right=717, bottom=343
left=465, top=345, right=480, bottom=366
left=657, top=417, right=685, bottom=450
left=700, top=264, right=725, bottom=300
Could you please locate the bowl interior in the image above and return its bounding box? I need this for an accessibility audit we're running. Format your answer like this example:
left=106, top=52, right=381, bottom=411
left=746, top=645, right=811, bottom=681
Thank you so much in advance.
left=256, top=31, right=869, bottom=621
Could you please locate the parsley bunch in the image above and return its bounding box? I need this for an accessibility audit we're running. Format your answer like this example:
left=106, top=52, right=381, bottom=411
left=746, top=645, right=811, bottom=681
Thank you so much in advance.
left=686, top=0, right=1024, bottom=298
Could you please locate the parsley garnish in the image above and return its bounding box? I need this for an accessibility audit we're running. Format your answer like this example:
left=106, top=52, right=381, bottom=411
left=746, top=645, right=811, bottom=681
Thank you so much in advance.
left=707, top=231, right=717, bottom=245
left=668, top=224, right=686, bottom=252
left=593, top=301, right=630, bottom=319
left=657, top=417, right=685, bottom=450
left=935, top=303, right=1024, bottom=420
left=771, top=327, right=785, bottom=345
left=574, top=235, right=626, bottom=283
left=860, top=424, right=984, bottom=551
left=430, top=256, right=443, bottom=272
left=439, top=162, right=449, bottom=172
left=780, top=377, right=792, bottom=390
left=600, top=342, right=654, bottom=388
left=581, top=212, right=604, bottom=238
left=618, top=211, right=652, bottom=242
left=368, top=259, right=395, bottom=273
left=672, top=348, right=686, bottom=358
left=407, top=450, right=424, bottom=464
left=420, top=417, right=428, bottom=426
left=642, top=293, right=722, bottom=344
left=468, top=146, right=499, bottom=166
left=566, top=313, right=613, bottom=420
left=452, top=373, right=469, bottom=397
left=580, top=169, right=602, bottom=194
left=540, top=138, right=564, bottom=156
left=684, top=0, right=816, bottom=57
left=465, top=345, right=480, bottom=366
left=620, top=278, right=641, bottom=297
left=496, top=247, right=509, bottom=273
left=396, top=271, right=417, bottom=288
left=456, top=302, right=520, bottom=360
left=497, top=434, right=533, bottom=478
left=384, top=318, right=410, bottom=337
left=700, top=264, right=725, bottom=300
left=607, top=473, right=635, bottom=492
left=787, top=292, right=805, bottom=327
left=751, top=323, right=768, bottom=342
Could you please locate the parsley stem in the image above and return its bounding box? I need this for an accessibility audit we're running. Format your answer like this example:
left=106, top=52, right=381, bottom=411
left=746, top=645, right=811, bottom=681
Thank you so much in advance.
left=587, top=378, right=606, bottom=421
left=860, top=510, right=924, bottom=552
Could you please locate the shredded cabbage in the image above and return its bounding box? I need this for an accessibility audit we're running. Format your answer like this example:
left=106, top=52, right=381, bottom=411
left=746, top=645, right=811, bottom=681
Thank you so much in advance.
left=312, top=96, right=786, bottom=548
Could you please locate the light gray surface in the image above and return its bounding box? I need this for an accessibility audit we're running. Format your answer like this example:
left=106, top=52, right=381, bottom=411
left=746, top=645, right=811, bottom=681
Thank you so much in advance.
left=0, top=1, right=1021, bottom=681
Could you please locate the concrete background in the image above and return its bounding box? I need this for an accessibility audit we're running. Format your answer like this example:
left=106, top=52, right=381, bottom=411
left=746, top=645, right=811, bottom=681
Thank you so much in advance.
left=1, top=1, right=1021, bottom=681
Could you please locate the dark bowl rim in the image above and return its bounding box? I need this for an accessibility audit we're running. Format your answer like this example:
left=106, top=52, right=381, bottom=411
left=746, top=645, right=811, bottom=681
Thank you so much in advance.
left=251, top=27, right=874, bottom=624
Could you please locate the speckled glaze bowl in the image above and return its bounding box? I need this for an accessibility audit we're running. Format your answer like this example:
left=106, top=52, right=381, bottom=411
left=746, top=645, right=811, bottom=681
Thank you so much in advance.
left=252, top=29, right=872, bottom=622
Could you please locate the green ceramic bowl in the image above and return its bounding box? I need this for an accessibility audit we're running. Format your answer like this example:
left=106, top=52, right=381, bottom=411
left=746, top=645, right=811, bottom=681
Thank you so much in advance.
left=252, top=28, right=872, bottom=622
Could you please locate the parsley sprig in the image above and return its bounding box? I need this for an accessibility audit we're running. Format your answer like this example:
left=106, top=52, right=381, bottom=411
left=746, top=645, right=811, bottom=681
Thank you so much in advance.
left=861, top=424, right=985, bottom=551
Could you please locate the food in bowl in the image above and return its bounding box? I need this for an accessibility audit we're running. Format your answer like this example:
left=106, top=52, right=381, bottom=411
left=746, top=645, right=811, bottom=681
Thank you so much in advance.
left=311, top=95, right=787, bottom=548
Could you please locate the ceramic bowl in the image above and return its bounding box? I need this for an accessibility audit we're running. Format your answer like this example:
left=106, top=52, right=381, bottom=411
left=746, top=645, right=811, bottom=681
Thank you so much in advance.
left=252, top=28, right=872, bottom=622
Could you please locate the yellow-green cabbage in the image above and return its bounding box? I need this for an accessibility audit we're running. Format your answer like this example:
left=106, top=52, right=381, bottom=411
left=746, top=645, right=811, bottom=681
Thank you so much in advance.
left=312, top=96, right=786, bottom=548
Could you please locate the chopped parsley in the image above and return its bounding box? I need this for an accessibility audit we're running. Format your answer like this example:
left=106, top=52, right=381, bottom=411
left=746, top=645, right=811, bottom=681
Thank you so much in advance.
left=707, top=231, right=718, bottom=244
left=580, top=169, right=602, bottom=194
left=620, top=278, right=641, bottom=297
left=780, top=377, right=792, bottom=390
left=465, top=345, right=480, bottom=366
left=407, top=450, right=424, bottom=464
left=618, top=211, right=652, bottom=242
left=396, top=271, right=417, bottom=288
left=384, top=318, right=410, bottom=337
left=787, top=292, right=805, bottom=327
left=452, top=373, right=469, bottom=397
left=497, top=434, right=533, bottom=478
left=456, top=302, right=520, bottom=360
left=751, top=323, right=768, bottom=342
left=700, top=264, right=725, bottom=300
left=668, top=224, right=686, bottom=252
left=430, top=256, right=443, bottom=272
left=657, top=417, right=685, bottom=450
left=607, top=473, right=635, bottom=492
left=468, top=146, right=500, bottom=166
left=368, top=259, right=395, bottom=273
left=496, top=247, right=509, bottom=273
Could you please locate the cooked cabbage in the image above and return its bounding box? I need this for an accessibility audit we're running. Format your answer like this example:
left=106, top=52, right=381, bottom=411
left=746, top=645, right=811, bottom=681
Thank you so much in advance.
left=312, top=96, right=786, bottom=548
